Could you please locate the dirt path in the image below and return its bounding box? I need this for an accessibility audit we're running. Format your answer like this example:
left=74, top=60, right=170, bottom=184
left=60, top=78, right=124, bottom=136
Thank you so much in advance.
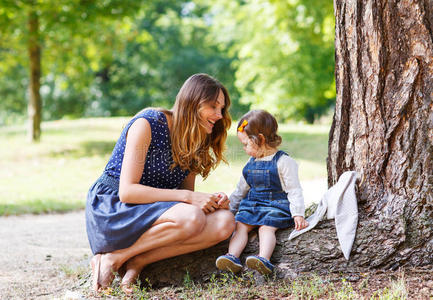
left=0, top=211, right=91, bottom=299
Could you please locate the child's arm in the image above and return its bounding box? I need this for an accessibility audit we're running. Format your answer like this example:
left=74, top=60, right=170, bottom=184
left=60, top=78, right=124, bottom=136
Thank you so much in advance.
left=278, top=155, right=309, bottom=230
left=228, top=175, right=250, bottom=214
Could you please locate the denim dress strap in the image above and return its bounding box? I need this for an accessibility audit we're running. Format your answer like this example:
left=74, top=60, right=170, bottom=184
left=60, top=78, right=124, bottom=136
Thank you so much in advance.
left=269, top=150, right=288, bottom=192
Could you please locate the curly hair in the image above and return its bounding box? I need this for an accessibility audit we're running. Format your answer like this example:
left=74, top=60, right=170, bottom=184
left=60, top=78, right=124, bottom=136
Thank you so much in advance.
left=167, top=74, right=231, bottom=178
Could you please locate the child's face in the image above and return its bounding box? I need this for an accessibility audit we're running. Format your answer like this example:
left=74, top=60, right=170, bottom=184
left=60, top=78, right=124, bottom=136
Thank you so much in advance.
left=237, top=131, right=261, bottom=157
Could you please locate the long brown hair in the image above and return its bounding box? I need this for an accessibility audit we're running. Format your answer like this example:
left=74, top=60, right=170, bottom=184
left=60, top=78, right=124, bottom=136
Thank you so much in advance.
left=168, top=73, right=231, bottom=178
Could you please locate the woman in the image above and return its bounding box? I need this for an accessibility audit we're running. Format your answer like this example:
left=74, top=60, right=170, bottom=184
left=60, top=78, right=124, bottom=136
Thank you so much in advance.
left=85, top=73, right=235, bottom=293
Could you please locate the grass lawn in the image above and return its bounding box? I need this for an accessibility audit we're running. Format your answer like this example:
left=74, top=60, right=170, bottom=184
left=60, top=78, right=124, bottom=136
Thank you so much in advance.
left=0, top=117, right=330, bottom=216
left=74, top=268, right=419, bottom=299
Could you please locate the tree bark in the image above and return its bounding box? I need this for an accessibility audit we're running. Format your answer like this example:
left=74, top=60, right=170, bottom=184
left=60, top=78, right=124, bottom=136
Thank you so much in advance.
left=28, top=6, right=41, bottom=142
left=328, top=0, right=433, bottom=268
left=141, top=219, right=366, bottom=287
left=138, top=0, right=433, bottom=286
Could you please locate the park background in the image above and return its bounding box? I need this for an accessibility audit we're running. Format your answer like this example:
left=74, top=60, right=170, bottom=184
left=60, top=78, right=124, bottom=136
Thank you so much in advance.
left=0, top=0, right=334, bottom=215
left=2, top=0, right=426, bottom=299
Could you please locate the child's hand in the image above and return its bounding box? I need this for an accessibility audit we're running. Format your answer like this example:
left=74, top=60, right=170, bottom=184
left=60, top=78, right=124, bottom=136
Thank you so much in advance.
left=214, top=192, right=229, bottom=209
left=294, top=216, right=309, bottom=231
left=188, top=191, right=220, bottom=213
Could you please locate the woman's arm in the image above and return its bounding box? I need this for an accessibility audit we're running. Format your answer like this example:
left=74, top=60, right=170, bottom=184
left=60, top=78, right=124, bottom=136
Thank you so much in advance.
left=118, top=118, right=191, bottom=204
left=118, top=118, right=220, bottom=213
left=178, top=172, right=196, bottom=191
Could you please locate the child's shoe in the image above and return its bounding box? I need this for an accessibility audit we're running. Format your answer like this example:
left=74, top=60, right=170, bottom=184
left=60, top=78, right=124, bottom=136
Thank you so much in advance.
left=216, top=254, right=243, bottom=273
left=245, top=255, right=274, bottom=275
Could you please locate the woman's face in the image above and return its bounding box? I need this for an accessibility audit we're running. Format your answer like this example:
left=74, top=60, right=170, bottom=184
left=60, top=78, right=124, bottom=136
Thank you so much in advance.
left=199, top=89, right=225, bottom=134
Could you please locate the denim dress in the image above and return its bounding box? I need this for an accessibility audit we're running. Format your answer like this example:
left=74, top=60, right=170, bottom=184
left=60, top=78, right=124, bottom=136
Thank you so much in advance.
left=85, top=109, right=189, bottom=255
left=235, top=150, right=294, bottom=229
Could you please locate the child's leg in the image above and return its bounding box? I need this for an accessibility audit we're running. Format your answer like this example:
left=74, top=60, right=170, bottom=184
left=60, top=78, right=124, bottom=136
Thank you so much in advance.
left=257, top=225, right=278, bottom=260
left=228, top=222, right=256, bottom=257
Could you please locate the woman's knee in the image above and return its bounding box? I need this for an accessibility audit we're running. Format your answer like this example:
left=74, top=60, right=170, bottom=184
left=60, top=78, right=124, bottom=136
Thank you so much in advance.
left=213, top=210, right=235, bottom=241
left=177, top=206, right=206, bottom=239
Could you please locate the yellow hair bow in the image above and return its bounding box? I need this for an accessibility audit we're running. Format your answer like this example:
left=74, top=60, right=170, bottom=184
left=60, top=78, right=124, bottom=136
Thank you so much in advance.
left=238, top=120, right=248, bottom=132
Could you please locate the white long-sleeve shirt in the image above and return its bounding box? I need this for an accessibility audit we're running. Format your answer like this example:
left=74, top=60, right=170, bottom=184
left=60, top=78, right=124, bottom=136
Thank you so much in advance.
left=229, top=153, right=305, bottom=217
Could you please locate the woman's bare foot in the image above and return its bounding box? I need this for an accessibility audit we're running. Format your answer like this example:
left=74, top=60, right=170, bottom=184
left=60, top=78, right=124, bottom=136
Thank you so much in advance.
left=120, top=262, right=142, bottom=295
left=90, top=254, right=101, bottom=291
left=117, top=263, right=127, bottom=278
left=97, top=253, right=117, bottom=289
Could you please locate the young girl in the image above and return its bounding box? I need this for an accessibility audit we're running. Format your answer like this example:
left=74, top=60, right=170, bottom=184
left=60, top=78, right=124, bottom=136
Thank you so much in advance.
left=86, top=73, right=235, bottom=293
left=216, top=110, right=309, bottom=275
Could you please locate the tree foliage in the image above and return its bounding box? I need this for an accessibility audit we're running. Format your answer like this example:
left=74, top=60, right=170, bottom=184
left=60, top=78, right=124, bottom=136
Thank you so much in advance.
left=211, top=0, right=335, bottom=123
left=0, top=0, right=142, bottom=126
left=86, top=1, right=244, bottom=118
left=0, top=0, right=334, bottom=126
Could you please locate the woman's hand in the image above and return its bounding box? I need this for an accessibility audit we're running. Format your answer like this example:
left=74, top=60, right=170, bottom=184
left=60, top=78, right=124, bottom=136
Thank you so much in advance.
left=293, top=216, right=309, bottom=231
left=187, top=191, right=220, bottom=214
left=214, top=192, right=229, bottom=209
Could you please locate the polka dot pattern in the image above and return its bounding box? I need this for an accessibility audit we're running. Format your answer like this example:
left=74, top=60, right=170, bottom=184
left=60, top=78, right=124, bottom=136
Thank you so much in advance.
left=104, top=109, right=189, bottom=189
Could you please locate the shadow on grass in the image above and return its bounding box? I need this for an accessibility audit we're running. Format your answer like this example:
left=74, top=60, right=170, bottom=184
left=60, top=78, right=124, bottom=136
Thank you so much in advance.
left=225, top=131, right=329, bottom=164
left=0, top=126, right=26, bottom=138
left=44, top=131, right=328, bottom=164
left=0, top=200, right=84, bottom=216
left=0, top=123, right=123, bottom=140
left=42, top=124, right=125, bottom=136
left=48, top=140, right=116, bottom=158
left=280, top=131, right=329, bottom=163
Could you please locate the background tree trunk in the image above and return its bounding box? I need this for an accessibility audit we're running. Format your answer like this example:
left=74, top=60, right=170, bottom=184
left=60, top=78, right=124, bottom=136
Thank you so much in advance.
left=139, top=0, right=433, bottom=286
left=28, top=6, right=41, bottom=142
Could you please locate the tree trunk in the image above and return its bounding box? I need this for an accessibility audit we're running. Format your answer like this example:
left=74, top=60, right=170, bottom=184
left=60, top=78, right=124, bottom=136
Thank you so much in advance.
left=138, top=0, right=433, bottom=286
left=328, top=0, right=433, bottom=268
left=28, top=6, right=41, bottom=142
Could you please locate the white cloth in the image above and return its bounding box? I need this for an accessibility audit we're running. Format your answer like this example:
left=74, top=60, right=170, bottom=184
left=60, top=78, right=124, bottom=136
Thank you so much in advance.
left=289, top=171, right=359, bottom=260
left=229, top=153, right=305, bottom=217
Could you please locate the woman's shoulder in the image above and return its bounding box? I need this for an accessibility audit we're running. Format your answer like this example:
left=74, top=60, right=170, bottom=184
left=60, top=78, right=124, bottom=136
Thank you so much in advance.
left=121, top=108, right=166, bottom=138
left=135, top=108, right=165, bottom=120
left=132, top=108, right=170, bottom=128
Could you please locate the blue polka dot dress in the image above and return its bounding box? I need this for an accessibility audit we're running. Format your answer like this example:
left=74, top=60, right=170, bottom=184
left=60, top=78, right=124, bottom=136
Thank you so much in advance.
left=85, top=109, right=189, bottom=254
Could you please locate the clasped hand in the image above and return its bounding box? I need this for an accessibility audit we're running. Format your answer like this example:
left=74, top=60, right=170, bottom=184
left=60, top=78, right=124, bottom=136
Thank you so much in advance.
left=189, top=191, right=229, bottom=214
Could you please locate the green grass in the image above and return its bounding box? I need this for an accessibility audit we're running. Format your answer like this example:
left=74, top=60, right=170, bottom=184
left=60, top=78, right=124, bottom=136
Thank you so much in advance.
left=76, top=270, right=411, bottom=299
left=0, top=118, right=329, bottom=216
